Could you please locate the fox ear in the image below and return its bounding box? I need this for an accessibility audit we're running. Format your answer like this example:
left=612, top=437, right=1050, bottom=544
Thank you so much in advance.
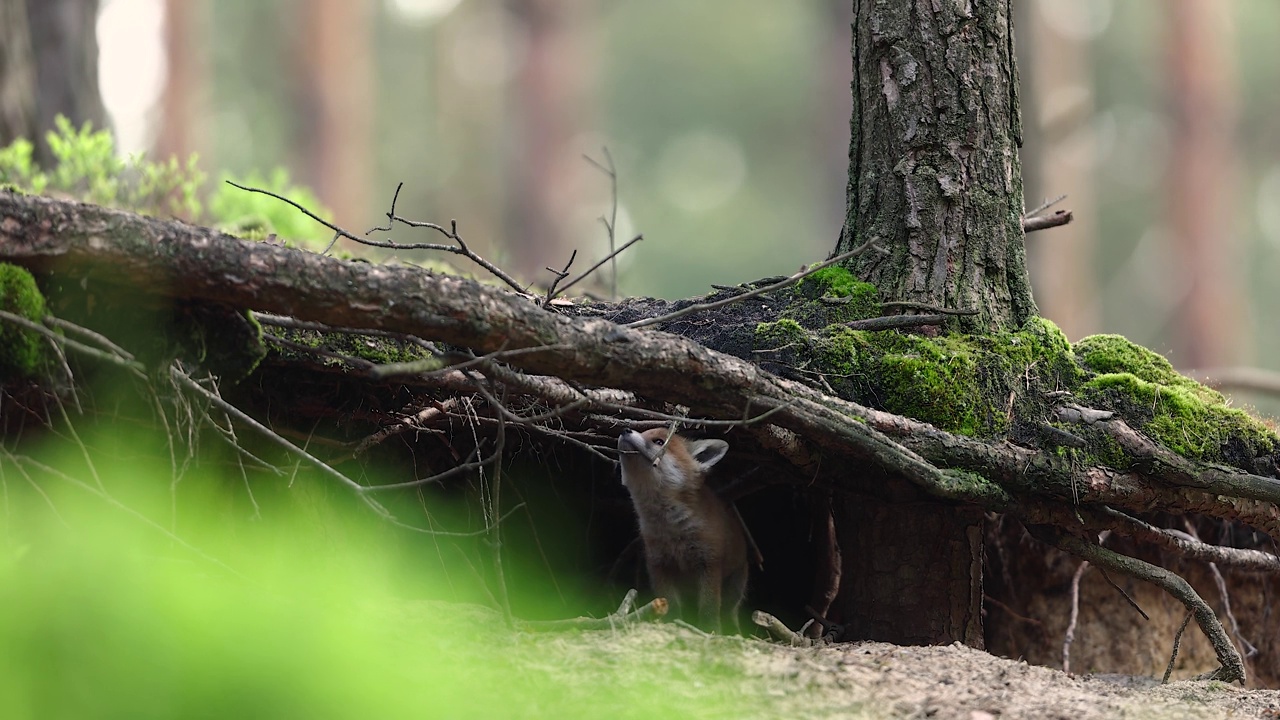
left=687, top=439, right=728, bottom=470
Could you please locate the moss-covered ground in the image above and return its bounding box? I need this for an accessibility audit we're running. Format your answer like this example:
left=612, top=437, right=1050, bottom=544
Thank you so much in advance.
left=754, top=279, right=1278, bottom=471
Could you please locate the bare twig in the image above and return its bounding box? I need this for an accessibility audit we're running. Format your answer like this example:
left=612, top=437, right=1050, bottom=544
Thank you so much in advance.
left=1022, top=196, right=1072, bottom=233
left=1099, top=507, right=1280, bottom=572
left=1163, top=611, right=1195, bottom=684
left=584, top=147, right=620, bottom=299
left=1022, top=210, right=1073, bottom=233
left=1037, top=526, right=1246, bottom=684
left=543, top=249, right=577, bottom=307
left=226, top=180, right=529, bottom=294
left=1181, top=520, right=1259, bottom=660
left=1097, top=568, right=1149, bottom=621
left=1063, top=559, right=1088, bottom=674
left=0, top=310, right=146, bottom=378
left=1025, top=194, right=1068, bottom=217
left=752, top=610, right=814, bottom=646
left=845, top=314, right=952, bottom=331
left=517, top=594, right=669, bottom=631
left=615, top=588, right=638, bottom=616
left=555, top=234, right=643, bottom=299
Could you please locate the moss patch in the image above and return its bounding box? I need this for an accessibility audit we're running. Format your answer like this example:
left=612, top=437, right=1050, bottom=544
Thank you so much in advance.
left=0, top=263, right=49, bottom=379
left=1075, top=334, right=1222, bottom=404
left=1073, top=334, right=1277, bottom=462
left=784, top=268, right=880, bottom=326
left=1081, top=372, right=1275, bottom=461
left=755, top=316, right=1078, bottom=437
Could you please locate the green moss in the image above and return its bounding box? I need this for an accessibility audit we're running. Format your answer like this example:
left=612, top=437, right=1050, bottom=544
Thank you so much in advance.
left=784, top=269, right=880, bottom=326
left=754, top=319, right=808, bottom=349
left=1075, top=334, right=1220, bottom=403
left=269, top=325, right=438, bottom=370
left=0, top=263, right=49, bottom=379
left=873, top=331, right=982, bottom=434
left=797, top=266, right=858, bottom=298
left=1081, top=372, right=1275, bottom=460
left=776, top=316, right=1080, bottom=437
left=762, top=308, right=1275, bottom=467
left=1072, top=334, right=1277, bottom=461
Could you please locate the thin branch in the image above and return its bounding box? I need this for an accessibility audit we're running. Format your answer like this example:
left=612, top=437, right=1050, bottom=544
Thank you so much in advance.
left=845, top=313, right=952, bottom=331
left=752, top=611, right=816, bottom=646
left=1181, top=520, right=1259, bottom=660
left=226, top=180, right=529, bottom=295
left=0, top=310, right=146, bottom=378
left=1036, top=525, right=1246, bottom=684
left=1063, top=559, right=1088, bottom=674
left=879, top=302, right=978, bottom=316
left=44, top=315, right=136, bottom=360
left=168, top=365, right=394, bottom=519
left=1163, top=611, right=1194, bottom=684
left=517, top=595, right=670, bottom=632
left=542, top=249, right=577, bottom=307
left=358, top=445, right=496, bottom=493
left=1022, top=210, right=1074, bottom=233
left=1097, top=568, right=1149, bottom=621
left=369, top=343, right=572, bottom=381
left=1098, top=507, right=1280, bottom=572
left=584, top=147, right=620, bottom=299
left=1026, top=194, right=1068, bottom=217
left=555, top=234, right=643, bottom=299
left=626, top=240, right=882, bottom=329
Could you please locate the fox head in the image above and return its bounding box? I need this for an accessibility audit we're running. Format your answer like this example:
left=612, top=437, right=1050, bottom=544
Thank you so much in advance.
left=617, top=428, right=729, bottom=491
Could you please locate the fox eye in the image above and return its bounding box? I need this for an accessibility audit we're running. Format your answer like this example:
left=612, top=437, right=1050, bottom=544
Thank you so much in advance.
left=652, top=438, right=665, bottom=446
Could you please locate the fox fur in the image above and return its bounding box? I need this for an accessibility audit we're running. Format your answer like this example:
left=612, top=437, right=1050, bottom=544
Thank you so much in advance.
left=617, top=428, right=748, bottom=632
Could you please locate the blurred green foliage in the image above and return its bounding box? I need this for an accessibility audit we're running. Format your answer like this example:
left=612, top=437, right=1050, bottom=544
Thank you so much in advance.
left=0, top=419, right=753, bottom=719
left=0, top=116, right=333, bottom=249
left=209, top=167, right=333, bottom=244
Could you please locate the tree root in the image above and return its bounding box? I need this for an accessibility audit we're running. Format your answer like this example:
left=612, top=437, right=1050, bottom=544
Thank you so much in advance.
left=1032, top=525, right=1246, bottom=684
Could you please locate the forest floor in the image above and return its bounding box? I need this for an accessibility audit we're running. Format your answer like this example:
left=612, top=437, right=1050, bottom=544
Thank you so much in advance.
left=396, top=602, right=1280, bottom=720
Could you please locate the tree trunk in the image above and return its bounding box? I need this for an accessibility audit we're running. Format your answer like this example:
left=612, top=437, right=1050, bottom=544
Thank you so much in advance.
left=1166, top=0, right=1241, bottom=369
left=154, top=0, right=208, bottom=166
left=505, top=0, right=591, bottom=282
left=292, top=0, right=373, bottom=231
left=828, top=0, right=1030, bottom=647
left=836, top=0, right=1034, bottom=332
left=0, top=0, right=37, bottom=145
left=23, top=0, right=105, bottom=166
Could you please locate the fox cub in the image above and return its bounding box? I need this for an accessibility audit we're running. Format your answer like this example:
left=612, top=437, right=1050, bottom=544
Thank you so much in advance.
left=617, top=428, right=748, bottom=632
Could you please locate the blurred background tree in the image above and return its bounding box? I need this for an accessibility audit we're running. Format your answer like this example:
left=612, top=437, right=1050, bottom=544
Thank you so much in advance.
left=3, top=0, right=1279, bottom=414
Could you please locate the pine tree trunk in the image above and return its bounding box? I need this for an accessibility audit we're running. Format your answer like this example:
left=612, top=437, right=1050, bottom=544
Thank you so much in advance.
left=829, top=0, right=1030, bottom=647
left=835, top=0, right=1034, bottom=332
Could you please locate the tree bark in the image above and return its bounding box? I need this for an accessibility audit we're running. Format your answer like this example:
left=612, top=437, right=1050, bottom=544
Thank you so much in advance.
left=837, top=0, right=1033, bottom=332
left=828, top=0, right=1033, bottom=648
left=23, top=0, right=106, bottom=166
left=0, top=0, right=37, bottom=145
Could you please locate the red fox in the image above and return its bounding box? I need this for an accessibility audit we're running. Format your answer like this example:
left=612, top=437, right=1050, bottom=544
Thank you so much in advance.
left=617, top=428, right=749, bottom=633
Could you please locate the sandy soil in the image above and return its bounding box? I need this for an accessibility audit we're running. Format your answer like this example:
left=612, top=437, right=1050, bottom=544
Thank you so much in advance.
left=511, top=621, right=1280, bottom=720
